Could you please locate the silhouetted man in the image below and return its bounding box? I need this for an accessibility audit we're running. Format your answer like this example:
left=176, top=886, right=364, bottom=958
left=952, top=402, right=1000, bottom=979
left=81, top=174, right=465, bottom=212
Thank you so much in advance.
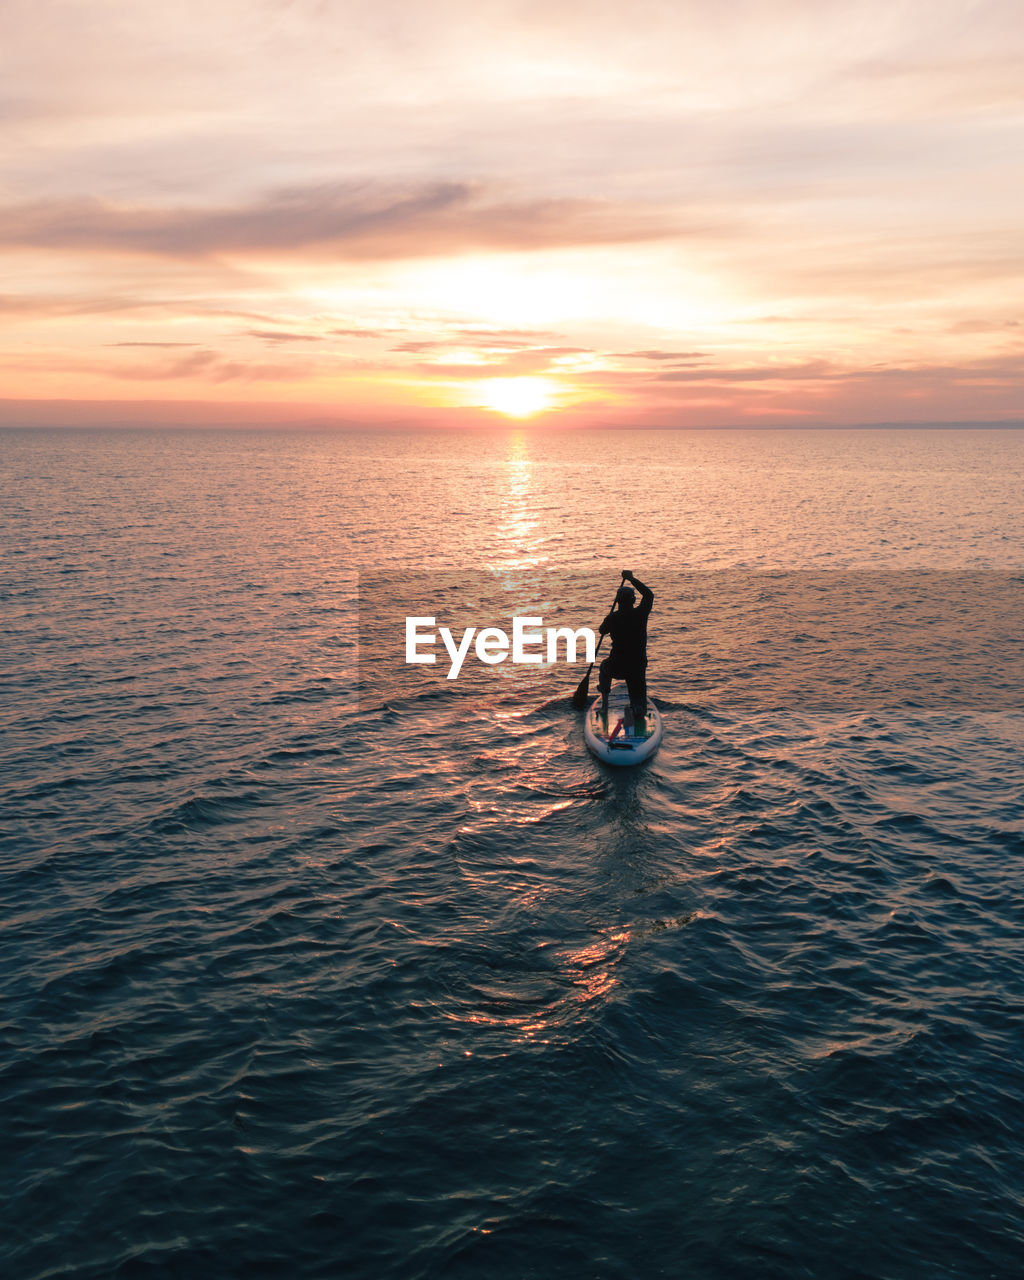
left=598, top=570, right=653, bottom=720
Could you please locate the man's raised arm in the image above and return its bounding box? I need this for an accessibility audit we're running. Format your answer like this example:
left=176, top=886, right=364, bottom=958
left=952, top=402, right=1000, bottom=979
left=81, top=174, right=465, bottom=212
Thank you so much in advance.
left=623, top=572, right=653, bottom=606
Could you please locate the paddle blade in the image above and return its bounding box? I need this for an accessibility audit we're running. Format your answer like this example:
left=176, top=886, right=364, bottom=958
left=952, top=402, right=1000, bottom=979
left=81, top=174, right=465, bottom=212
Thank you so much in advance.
left=571, top=663, right=594, bottom=709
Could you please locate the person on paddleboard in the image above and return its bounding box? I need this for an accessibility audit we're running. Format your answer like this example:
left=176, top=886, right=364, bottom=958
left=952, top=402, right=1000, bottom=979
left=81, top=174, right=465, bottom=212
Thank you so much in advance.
left=598, top=570, right=653, bottom=720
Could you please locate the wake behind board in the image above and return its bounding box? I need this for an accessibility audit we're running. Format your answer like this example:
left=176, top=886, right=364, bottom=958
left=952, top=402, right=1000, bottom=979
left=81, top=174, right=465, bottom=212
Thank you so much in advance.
left=585, top=688, right=662, bottom=766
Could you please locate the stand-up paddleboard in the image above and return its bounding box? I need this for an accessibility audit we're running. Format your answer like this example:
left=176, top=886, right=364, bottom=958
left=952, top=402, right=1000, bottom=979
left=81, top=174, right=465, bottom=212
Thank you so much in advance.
left=585, top=687, right=662, bottom=766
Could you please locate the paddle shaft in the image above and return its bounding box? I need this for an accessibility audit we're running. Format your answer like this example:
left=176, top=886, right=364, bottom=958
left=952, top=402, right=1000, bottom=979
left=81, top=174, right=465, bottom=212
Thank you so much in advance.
left=571, top=579, right=623, bottom=708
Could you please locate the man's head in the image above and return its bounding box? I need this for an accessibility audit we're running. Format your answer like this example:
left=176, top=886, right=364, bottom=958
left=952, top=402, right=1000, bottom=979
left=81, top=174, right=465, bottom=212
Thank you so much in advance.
left=616, top=585, right=636, bottom=608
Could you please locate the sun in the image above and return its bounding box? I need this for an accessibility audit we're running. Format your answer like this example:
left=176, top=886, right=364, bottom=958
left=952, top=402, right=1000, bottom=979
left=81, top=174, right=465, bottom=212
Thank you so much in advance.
left=479, top=377, right=555, bottom=418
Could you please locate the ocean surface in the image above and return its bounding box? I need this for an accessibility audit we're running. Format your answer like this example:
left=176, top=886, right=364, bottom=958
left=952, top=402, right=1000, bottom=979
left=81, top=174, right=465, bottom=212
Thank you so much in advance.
left=2, top=425, right=1023, bottom=1279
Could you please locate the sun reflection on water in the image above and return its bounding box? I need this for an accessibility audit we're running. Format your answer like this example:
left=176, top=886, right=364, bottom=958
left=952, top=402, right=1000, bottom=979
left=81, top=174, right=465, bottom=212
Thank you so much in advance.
left=452, top=926, right=632, bottom=1047
left=490, top=431, right=548, bottom=574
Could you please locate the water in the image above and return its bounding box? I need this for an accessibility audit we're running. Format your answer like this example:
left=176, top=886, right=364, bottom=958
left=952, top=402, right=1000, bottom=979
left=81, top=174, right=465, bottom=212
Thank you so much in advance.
left=2, top=426, right=1023, bottom=1279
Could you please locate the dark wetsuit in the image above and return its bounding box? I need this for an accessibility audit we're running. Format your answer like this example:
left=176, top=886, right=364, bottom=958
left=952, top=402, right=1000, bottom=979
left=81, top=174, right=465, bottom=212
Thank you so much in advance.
left=598, top=577, right=653, bottom=713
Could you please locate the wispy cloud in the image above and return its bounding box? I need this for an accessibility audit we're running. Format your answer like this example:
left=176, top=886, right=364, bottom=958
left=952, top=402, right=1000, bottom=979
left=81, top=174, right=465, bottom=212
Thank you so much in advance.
left=0, top=184, right=679, bottom=261
left=106, top=348, right=321, bottom=383
left=409, top=345, right=594, bottom=377
left=0, top=292, right=173, bottom=319
left=617, top=349, right=709, bottom=362
left=391, top=340, right=443, bottom=353
left=246, top=329, right=324, bottom=343
left=656, top=360, right=838, bottom=383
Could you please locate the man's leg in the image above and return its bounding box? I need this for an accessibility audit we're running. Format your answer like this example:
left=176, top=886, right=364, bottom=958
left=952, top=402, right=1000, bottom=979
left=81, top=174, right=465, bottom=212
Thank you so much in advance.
left=625, top=665, right=647, bottom=718
left=598, top=657, right=613, bottom=716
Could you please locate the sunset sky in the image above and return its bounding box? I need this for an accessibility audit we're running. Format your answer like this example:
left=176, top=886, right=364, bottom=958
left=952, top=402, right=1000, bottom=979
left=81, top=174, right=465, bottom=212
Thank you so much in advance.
left=3, top=0, right=1022, bottom=426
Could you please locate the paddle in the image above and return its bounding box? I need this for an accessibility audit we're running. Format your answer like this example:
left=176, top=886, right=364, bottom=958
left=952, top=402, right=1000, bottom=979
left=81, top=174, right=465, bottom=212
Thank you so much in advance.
left=571, top=578, right=622, bottom=709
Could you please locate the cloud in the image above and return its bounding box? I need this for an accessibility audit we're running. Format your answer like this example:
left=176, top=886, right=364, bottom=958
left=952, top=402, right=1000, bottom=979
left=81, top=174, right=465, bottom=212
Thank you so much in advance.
left=0, top=291, right=170, bottom=319
left=656, top=360, right=838, bottom=383
left=650, top=356, right=1021, bottom=387
left=646, top=352, right=1024, bottom=395
left=108, top=348, right=318, bottom=383
left=246, top=329, right=323, bottom=342
left=0, top=183, right=679, bottom=261
left=947, top=318, right=1021, bottom=335
left=617, top=349, right=709, bottom=361
left=392, top=329, right=571, bottom=355
left=0, top=290, right=289, bottom=324
left=455, top=326, right=564, bottom=346
left=410, top=345, right=593, bottom=377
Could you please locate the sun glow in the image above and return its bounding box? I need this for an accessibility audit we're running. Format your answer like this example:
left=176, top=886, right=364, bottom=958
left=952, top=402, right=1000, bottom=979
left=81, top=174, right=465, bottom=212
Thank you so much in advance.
left=480, top=377, right=555, bottom=418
